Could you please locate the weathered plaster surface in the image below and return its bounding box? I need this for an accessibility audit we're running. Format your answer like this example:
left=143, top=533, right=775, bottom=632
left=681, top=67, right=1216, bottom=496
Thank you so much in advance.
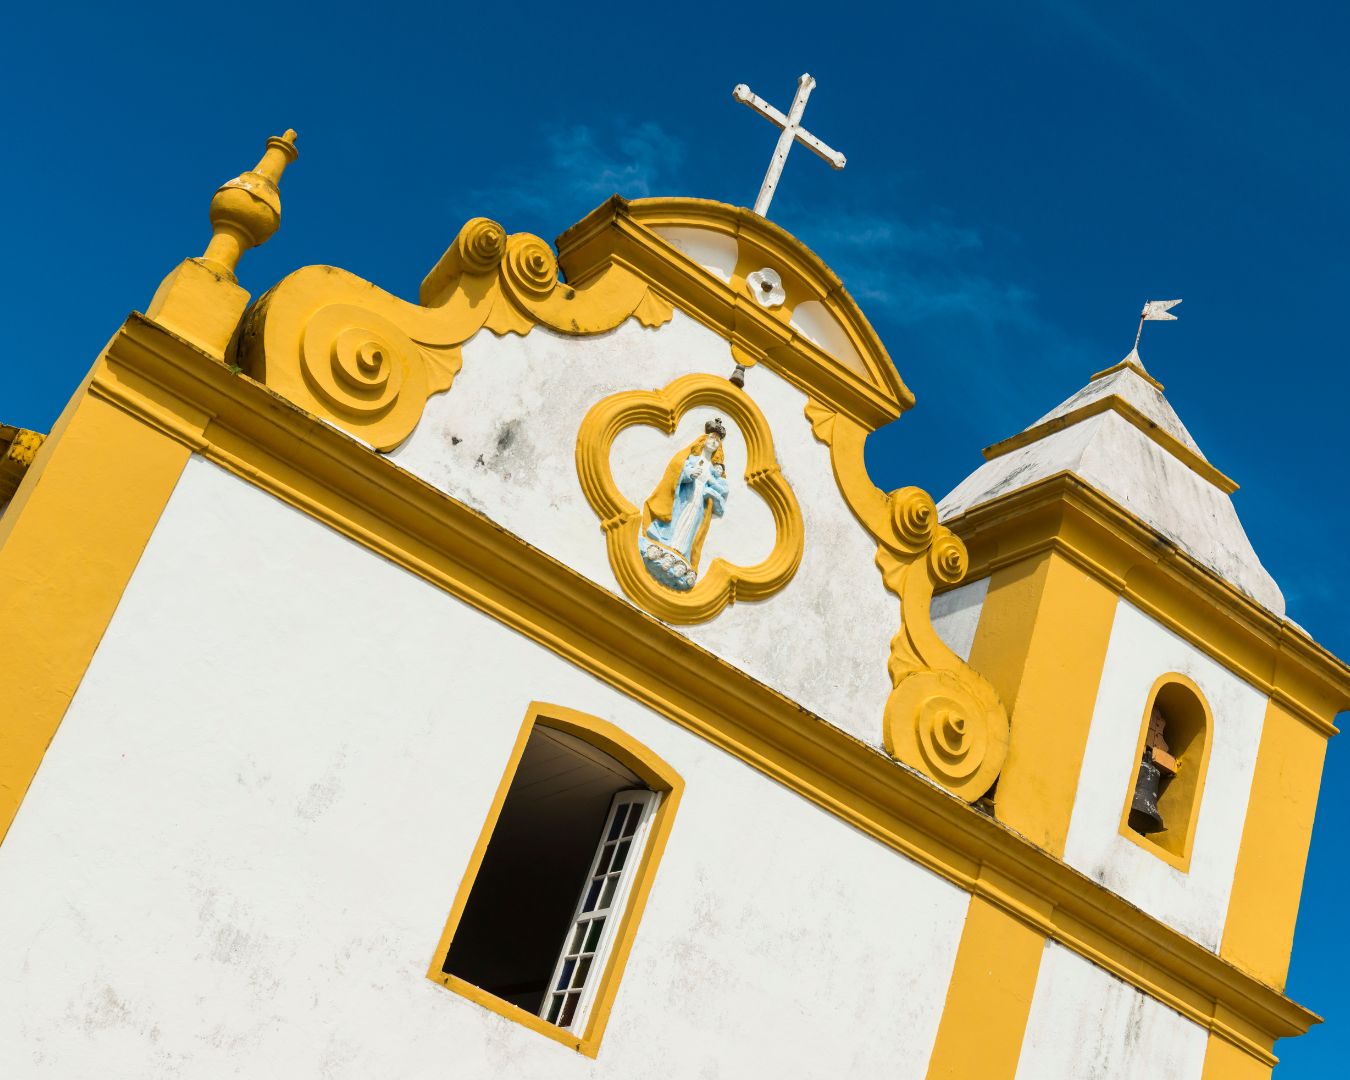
left=0, top=456, right=968, bottom=1078
left=1031, top=365, right=1202, bottom=453
left=787, top=300, right=867, bottom=376
left=386, top=311, right=899, bottom=745
left=939, top=407, right=1284, bottom=615
left=1062, top=600, right=1266, bottom=950
left=648, top=226, right=738, bottom=283
left=1015, top=942, right=1207, bottom=1080
left=929, top=577, right=989, bottom=662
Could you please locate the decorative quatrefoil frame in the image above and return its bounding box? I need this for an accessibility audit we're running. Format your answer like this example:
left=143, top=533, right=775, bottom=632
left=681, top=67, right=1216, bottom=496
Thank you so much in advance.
left=576, top=374, right=805, bottom=623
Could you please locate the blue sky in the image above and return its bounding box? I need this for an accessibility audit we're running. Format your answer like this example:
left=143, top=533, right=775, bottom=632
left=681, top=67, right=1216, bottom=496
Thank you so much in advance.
left=4, top=1, right=1347, bottom=1071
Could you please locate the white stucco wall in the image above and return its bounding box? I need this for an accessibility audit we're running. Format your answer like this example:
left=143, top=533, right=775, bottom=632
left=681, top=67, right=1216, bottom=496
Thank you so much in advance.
left=386, top=311, right=899, bottom=746
left=1015, top=942, right=1208, bottom=1080
left=930, top=577, right=989, bottom=662
left=1062, top=600, right=1266, bottom=950
left=0, top=455, right=969, bottom=1079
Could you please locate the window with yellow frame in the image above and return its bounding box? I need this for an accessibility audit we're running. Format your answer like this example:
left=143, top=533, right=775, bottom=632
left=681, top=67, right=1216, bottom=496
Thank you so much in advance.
left=1121, top=673, right=1213, bottom=872
left=427, top=703, right=683, bottom=1058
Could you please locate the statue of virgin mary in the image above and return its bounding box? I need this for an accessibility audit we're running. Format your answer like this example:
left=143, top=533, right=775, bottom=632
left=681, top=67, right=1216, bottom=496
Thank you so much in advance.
left=639, top=418, right=731, bottom=591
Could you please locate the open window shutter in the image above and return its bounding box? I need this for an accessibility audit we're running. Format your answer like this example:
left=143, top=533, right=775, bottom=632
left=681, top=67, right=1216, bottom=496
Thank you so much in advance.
left=540, top=788, right=658, bottom=1031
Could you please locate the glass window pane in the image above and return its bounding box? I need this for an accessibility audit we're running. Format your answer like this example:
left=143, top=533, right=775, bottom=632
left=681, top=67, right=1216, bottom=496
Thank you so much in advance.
left=607, top=810, right=626, bottom=841
left=596, top=843, right=615, bottom=875
left=559, top=991, right=581, bottom=1028
left=612, top=838, right=631, bottom=872
left=556, top=958, right=576, bottom=992
left=582, top=878, right=603, bottom=912
left=569, top=922, right=587, bottom=954
left=573, top=956, right=592, bottom=989
left=599, top=874, right=619, bottom=909
left=621, top=803, right=641, bottom=837
left=584, top=917, right=605, bottom=952
left=546, top=994, right=563, bottom=1024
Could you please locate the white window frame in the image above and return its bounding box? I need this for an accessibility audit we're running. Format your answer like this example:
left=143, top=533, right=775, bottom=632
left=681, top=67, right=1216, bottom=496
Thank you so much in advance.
left=539, top=788, right=659, bottom=1033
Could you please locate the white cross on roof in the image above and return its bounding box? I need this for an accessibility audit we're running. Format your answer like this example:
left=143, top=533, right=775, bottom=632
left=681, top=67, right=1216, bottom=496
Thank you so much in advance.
left=732, top=74, right=847, bottom=218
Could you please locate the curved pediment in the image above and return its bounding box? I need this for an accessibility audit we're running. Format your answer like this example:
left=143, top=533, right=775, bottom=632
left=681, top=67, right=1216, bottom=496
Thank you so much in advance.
left=557, top=197, right=914, bottom=430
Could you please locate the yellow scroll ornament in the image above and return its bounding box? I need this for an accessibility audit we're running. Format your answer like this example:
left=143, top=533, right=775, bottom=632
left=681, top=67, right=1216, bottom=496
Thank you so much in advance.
left=806, top=401, right=1009, bottom=802
left=239, top=218, right=674, bottom=451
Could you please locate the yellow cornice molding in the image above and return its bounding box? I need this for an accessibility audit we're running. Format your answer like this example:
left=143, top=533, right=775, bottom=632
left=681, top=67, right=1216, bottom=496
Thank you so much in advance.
left=575, top=374, right=803, bottom=622
left=983, top=396, right=1239, bottom=494
left=943, top=474, right=1350, bottom=736
left=73, top=315, right=1316, bottom=1062
left=237, top=217, right=674, bottom=451
left=555, top=196, right=913, bottom=430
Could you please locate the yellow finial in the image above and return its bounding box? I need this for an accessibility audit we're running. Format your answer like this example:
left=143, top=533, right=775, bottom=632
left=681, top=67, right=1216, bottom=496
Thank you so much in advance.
left=202, top=129, right=299, bottom=279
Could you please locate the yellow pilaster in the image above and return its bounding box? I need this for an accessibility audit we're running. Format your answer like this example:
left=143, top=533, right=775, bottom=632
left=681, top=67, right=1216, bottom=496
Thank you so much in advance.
left=924, top=892, right=1046, bottom=1080
left=1200, top=1011, right=1278, bottom=1080
left=0, top=374, right=190, bottom=844
left=1221, top=699, right=1329, bottom=989
left=965, top=551, right=1118, bottom=854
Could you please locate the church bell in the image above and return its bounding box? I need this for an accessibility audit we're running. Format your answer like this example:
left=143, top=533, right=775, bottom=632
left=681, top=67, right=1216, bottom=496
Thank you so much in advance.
left=1129, top=753, right=1166, bottom=835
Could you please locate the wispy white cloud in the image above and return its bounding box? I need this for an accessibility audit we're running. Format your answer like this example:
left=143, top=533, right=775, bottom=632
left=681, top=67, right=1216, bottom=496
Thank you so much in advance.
left=783, top=204, right=1033, bottom=329
left=472, top=119, right=684, bottom=226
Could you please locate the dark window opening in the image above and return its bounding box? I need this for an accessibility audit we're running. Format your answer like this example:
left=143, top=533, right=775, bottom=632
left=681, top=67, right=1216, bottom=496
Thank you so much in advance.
left=443, top=726, right=648, bottom=1019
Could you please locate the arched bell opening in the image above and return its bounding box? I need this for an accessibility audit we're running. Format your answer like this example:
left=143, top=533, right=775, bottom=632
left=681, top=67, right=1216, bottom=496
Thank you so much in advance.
left=1121, top=674, right=1213, bottom=871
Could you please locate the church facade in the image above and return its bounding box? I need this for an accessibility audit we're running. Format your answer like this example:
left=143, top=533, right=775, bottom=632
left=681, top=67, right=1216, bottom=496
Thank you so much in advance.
left=0, top=131, right=1344, bottom=1078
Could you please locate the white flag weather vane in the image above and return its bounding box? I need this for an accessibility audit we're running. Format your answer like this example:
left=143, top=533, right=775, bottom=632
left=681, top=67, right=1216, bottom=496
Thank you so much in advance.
left=1132, top=299, right=1182, bottom=356
left=732, top=74, right=846, bottom=217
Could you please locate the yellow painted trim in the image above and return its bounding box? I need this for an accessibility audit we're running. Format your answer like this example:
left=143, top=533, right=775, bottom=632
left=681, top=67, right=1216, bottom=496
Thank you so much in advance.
left=806, top=400, right=1011, bottom=801
left=1116, top=673, right=1215, bottom=873
left=965, top=552, right=1118, bottom=855
left=0, top=354, right=192, bottom=843
left=240, top=195, right=915, bottom=456
left=425, top=702, right=683, bottom=1058
left=945, top=473, right=1350, bottom=739
left=576, top=373, right=803, bottom=622
left=556, top=196, right=912, bottom=430
left=240, top=217, right=674, bottom=452
left=982, top=395, right=1239, bottom=494
left=21, top=313, right=1317, bottom=1063
left=1222, top=697, right=1328, bottom=989
left=1089, top=356, right=1165, bottom=391
left=1201, top=1012, right=1278, bottom=1079
left=924, top=888, right=1047, bottom=1079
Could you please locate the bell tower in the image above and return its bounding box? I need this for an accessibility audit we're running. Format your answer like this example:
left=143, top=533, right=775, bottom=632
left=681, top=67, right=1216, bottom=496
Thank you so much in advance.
left=930, top=349, right=1350, bottom=994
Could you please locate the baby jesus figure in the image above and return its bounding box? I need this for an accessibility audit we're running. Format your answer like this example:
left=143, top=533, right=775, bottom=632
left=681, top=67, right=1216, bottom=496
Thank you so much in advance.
left=639, top=418, right=731, bottom=591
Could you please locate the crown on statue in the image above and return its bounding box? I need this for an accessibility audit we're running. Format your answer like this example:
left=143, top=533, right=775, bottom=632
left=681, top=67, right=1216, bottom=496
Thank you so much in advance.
left=705, top=418, right=727, bottom=440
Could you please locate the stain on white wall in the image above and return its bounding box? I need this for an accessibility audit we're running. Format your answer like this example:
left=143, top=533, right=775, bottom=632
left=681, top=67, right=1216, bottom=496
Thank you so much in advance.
left=1015, top=942, right=1207, bottom=1080
left=0, top=456, right=968, bottom=1080
left=387, top=311, right=899, bottom=746
left=1062, top=600, right=1266, bottom=950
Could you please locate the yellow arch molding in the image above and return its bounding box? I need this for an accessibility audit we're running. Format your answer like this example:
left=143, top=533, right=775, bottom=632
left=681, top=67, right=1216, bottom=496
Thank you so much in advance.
left=557, top=196, right=915, bottom=431
left=806, top=400, right=1010, bottom=802
left=238, top=218, right=674, bottom=451
left=576, top=373, right=804, bottom=623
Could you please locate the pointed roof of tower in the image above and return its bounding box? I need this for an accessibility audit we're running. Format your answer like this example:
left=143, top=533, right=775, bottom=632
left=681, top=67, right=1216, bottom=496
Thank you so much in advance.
left=938, top=352, right=1285, bottom=615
